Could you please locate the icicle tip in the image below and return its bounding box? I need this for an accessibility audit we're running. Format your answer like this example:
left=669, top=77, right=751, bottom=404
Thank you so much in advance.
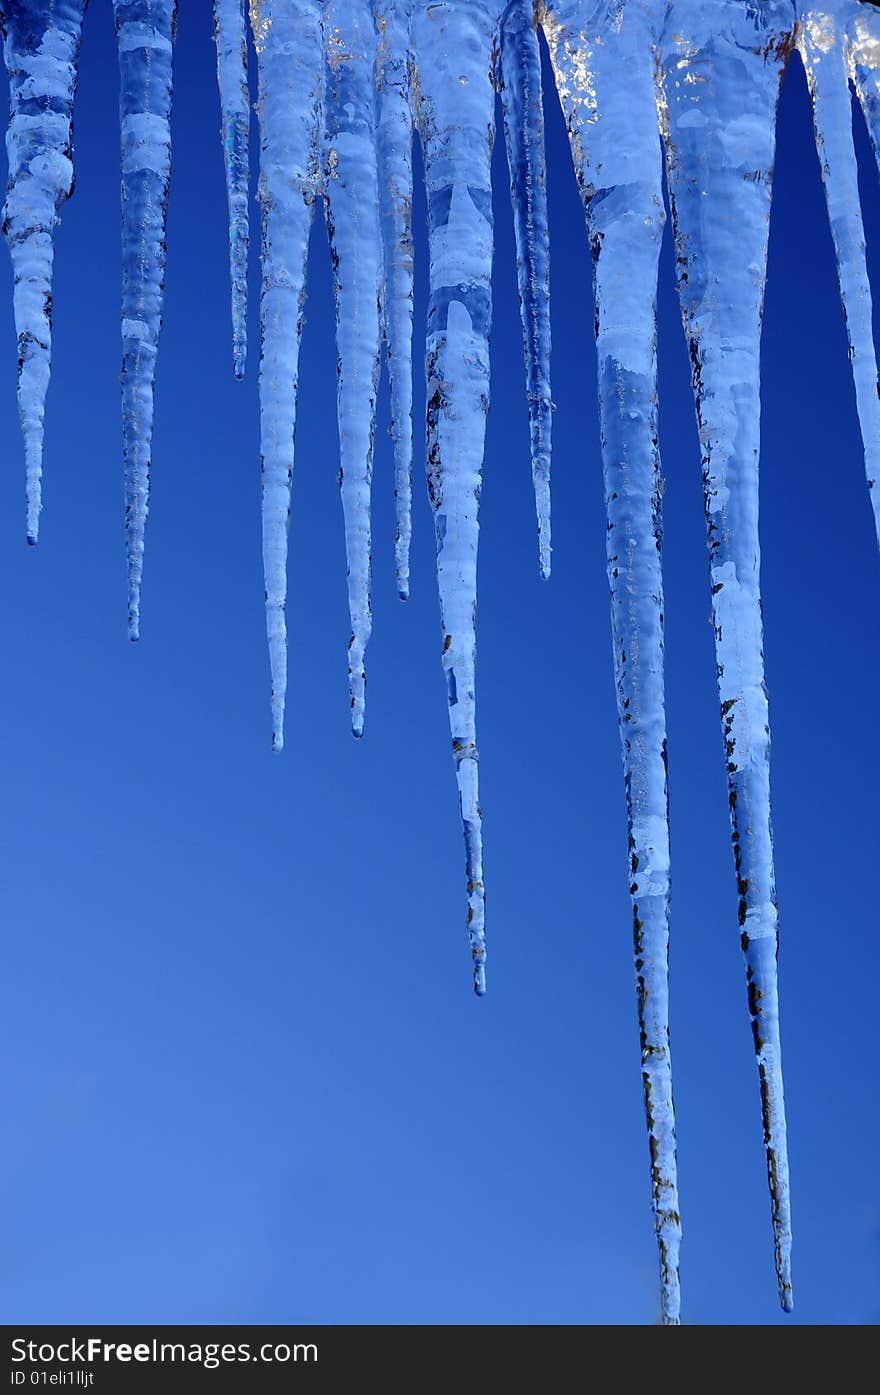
left=396, top=537, right=410, bottom=602
left=26, top=463, right=42, bottom=545
left=351, top=699, right=365, bottom=739
left=349, top=646, right=366, bottom=738
left=777, top=1253, right=793, bottom=1313
left=270, top=669, right=286, bottom=753
left=127, top=590, right=140, bottom=643
left=473, top=957, right=486, bottom=996
left=536, top=476, right=551, bottom=580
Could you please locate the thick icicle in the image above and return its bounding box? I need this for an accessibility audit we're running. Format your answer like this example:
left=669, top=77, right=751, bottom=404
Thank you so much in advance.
left=1, top=0, right=86, bottom=543
left=659, top=0, right=795, bottom=1312
left=373, top=0, right=415, bottom=600
left=250, top=0, right=323, bottom=751
left=323, top=1, right=383, bottom=738
left=213, top=0, right=250, bottom=378
left=114, top=0, right=176, bottom=640
left=500, top=0, right=552, bottom=578
left=542, top=0, right=680, bottom=1325
left=799, top=0, right=880, bottom=549
left=413, top=0, right=501, bottom=995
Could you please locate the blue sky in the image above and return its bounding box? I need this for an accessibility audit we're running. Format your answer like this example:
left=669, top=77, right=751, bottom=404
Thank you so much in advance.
left=0, top=10, right=877, bottom=1325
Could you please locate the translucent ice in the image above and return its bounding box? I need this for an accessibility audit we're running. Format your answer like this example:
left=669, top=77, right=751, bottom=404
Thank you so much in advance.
left=113, top=0, right=176, bottom=639
left=213, top=0, right=250, bottom=378
left=1, top=0, right=86, bottom=543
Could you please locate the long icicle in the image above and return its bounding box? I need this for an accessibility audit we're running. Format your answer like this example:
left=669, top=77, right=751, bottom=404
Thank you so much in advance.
left=800, top=2, right=880, bottom=548
left=249, top=0, right=324, bottom=752
left=213, top=0, right=250, bottom=379
left=323, top=0, right=383, bottom=738
left=113, top=0, right=176, bottom=641
left=413, top=0, right=500, bottom=995
left=659, top=0, right=795, bottom=1312
left=373, top=0, right=415, bottom=600
left=542, top=0, right=680, bottom=1325
left=1, top=0, right=87, bottom=544
left=500, top=0, right=552, bottom=579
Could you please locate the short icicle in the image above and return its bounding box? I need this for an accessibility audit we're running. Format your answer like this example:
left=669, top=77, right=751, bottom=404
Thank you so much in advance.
left=500, top=0, right=552, bottom=578
left=324, top=0, right=383, bottom=739
left=659, top=0, right=796, bottom=1312
left=249, top=0, right=324, bottom=751
left=373, top=0, right=415, bottom=600
left=847, top=0, right=880, bottom=198
left=213, top=0, right=250, bottom=378
left=542, top=0, right=681, bottom=1325
left=1, top=0, right=87, bottom=544
left=799, top=1, right=880, bottom=548
left=113, top=0, right=177, bottom=640
left=413, top=0, right=502, bottom=994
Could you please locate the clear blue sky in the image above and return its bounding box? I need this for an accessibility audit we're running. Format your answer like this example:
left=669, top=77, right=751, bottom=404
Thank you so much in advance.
left=0, top=11, right=877, bottom=1326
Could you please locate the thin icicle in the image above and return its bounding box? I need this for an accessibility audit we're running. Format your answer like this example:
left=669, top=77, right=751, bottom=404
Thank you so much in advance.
left=799, top=0, right=880, bottom=550
left=249, top=0, right=323, bottom=751
left=213, top=0, right=250, bottom=378
left=1, top=0, right=87, bottom=544
left=848, top=0, right=880, bottom=174
left=542, top=0, right=680, bottom=1325
left=323, top=0, right=383, bottom=738
left=113, top=0, right=176, bottom=641
left=659, top=0, right=796, bottom=1313
left=413, top=0, right=501, bottom=995
left=373, top=0, right=415, bottom=600
left=500, top=0, right=551, bottom=578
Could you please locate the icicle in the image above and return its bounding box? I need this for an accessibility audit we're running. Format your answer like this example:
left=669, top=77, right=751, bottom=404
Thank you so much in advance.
left=659, top=0, right=796, bottom=1313
left=113, top=0, right=176, bottom=641
left=413, top=0, right=501, bottom=995
left=1, top=0, right=87, bottom=544
left=323, top=1, right=383, bottom=739
left=249, top=0, right=324, bottom=751
left=500, top=0, right=551, bottom=578
left=373, top=0, right=415, bottom=600
left=541, top=0, right=680, bottom=1325
left=848, top=0, right=880, bottom=170
left=799, top=1, right=880, bottom=550
left=213, top=0, right=250, bottom=378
